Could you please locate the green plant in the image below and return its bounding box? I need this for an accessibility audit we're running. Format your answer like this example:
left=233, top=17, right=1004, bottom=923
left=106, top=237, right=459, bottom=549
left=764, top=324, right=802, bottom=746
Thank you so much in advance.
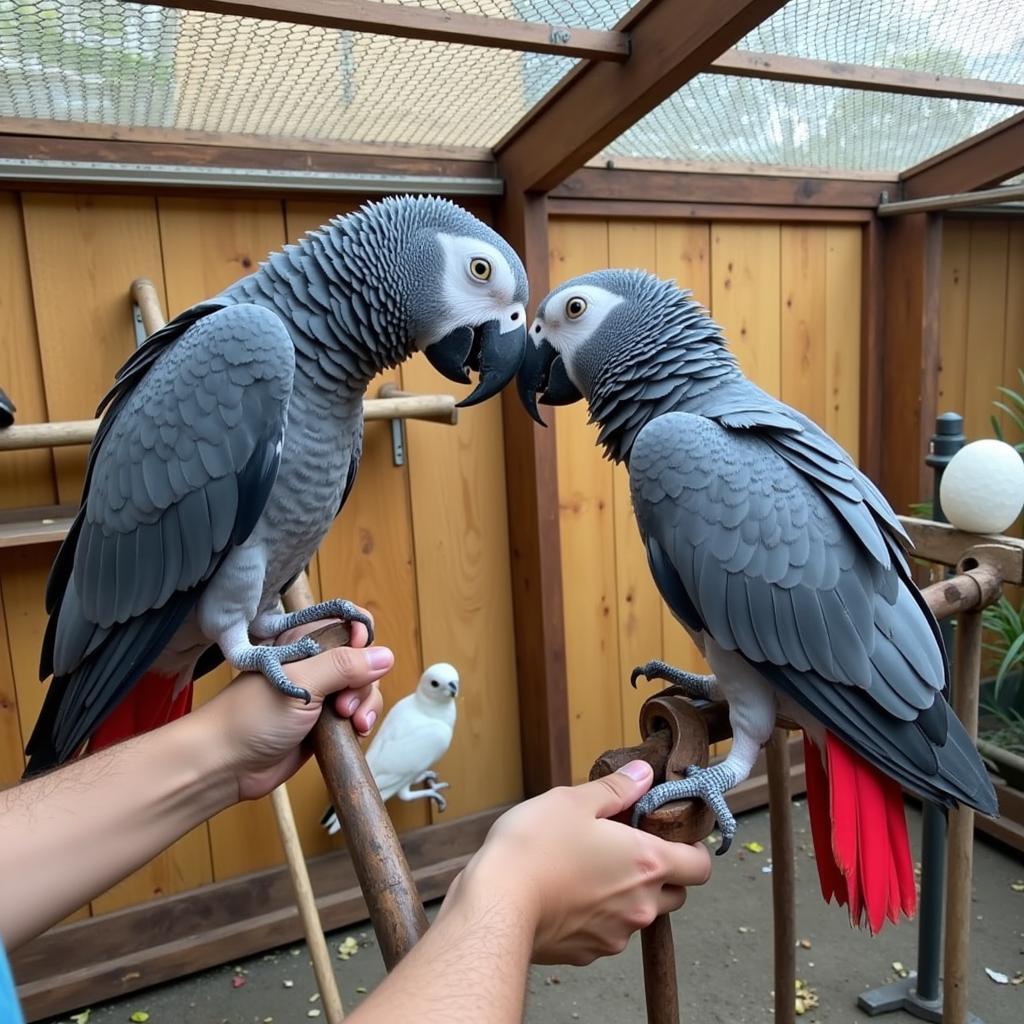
left=982, top=596, right=1024, bottom=701
left=980, top=703, right=1024, bottom=756
left=990, top=368, right=1024, bottom=454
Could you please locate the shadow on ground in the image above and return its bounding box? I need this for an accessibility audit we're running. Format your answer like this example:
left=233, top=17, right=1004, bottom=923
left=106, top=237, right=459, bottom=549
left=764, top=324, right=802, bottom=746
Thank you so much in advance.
left=42, top=804, right=1022, bottom=1024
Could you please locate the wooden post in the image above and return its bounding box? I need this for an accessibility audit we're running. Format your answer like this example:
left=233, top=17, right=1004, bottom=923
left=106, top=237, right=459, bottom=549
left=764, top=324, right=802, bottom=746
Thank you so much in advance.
left=766, top=729, right=796, bottom=1024
left=943, top=608, right=984, bottom=1024
left=878, top=212, right=943, bottom=516
left=641, top=915, right=680, bottom=1024
left=497, top=189, right=572, bottom=794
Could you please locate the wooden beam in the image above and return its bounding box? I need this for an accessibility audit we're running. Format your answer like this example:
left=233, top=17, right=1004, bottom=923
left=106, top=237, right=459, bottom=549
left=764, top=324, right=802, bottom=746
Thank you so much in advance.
left=709, top=49, right=1024, bottom=105
left=554, top=167, right=888, bottom=208
left=860, top=217, right=883, bottom=482
left=151, top=0, right=629, bottom=60
left=546, top=197, right=872, bottom=223
left=497, top=190, right=572, bottom=796
left=584, top=156, right=898, bottom=182
left=879, top=182, right=1024, bottom=217
left=902, top=112, right=1024, bottom=199
left=495, top=0, right=789, bottom=194
left=13, top=806, right=506, bottom=1022
left=878, top=213, right=943, bottom=517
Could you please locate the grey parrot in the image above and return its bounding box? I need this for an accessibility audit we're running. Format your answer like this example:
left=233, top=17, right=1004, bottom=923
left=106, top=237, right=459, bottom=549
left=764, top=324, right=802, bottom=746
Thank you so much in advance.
left=517, top=269, right=997, bottom=933
left=26, top=196, right=526, bottom=776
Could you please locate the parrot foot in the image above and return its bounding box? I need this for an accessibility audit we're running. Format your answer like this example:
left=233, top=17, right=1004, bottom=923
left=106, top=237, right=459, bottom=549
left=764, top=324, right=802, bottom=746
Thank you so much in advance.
left=631, top=763, right=738, bottom=854
left=630, top=659, right=719, bottom=700
left=414, top=769, right=439, bottom=784
left=254, top=599, right=375, bottom=645
left=232, top=641, right=318, bottom=703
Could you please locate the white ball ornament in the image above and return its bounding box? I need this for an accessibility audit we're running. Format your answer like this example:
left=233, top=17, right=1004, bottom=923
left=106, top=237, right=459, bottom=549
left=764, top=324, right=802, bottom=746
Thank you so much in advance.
left=939, top=439, right=1024, bottom=534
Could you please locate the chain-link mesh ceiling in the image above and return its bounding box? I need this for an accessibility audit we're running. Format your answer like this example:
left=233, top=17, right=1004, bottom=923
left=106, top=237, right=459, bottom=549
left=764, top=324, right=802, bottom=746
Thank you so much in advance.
left=599, top=0, right=1024, bottom=173
left=0, top=0, right=632, bottom=148
left=1, top=0, right=1022, bottom=172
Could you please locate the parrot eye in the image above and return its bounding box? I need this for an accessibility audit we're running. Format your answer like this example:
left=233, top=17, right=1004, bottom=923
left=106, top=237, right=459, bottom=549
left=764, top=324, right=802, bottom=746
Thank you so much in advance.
left=430, top=679, right=439, bottom=687
left=565, top=296, right=587, bottom=320
left=469, top=257, right=492, bottom=282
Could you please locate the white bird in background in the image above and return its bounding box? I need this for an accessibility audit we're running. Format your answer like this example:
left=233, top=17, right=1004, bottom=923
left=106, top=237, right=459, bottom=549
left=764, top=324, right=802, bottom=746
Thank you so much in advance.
left=321, top=663, right=459, bottom=835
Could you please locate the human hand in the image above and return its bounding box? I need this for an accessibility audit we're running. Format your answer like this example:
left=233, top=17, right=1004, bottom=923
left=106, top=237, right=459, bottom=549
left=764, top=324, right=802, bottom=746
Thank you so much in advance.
left=193, top=615, right=390, bottom=801
left=447, top=761, right=711, bottom=965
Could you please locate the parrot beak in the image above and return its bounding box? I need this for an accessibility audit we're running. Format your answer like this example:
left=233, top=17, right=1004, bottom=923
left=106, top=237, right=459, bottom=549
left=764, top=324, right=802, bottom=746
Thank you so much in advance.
left=425, top=319, right=528, bottom=407
left=516, top=334, right=583, bottom=426
left=457, top=318, right=527, bottom=409
left=447, top=681, right=459, bottom=697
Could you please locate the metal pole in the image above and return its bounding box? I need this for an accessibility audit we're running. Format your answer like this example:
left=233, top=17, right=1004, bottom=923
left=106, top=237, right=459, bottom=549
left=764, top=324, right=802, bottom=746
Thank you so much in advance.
left=858, top=412, right=968, bottom=1022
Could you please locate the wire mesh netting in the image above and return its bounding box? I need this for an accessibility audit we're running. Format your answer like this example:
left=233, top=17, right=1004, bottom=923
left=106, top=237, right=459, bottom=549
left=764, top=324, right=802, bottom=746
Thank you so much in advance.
left=600, top=0, right=1024, bottom=172
left=600, top=76, right=1018, bottom=173
left=0, top=0, right=632, bottom=148
left=1, top=0, right=1023, bottom=171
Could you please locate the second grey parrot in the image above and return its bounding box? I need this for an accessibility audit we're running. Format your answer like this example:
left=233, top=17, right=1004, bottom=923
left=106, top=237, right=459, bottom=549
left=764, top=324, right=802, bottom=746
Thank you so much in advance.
left=26, top=196, right=527, bottom=775
left=517, top=269, right=997, bottom=933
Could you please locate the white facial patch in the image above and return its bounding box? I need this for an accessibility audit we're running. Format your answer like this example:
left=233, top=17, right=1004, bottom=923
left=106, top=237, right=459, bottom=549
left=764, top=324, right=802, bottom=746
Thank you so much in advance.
left=530, top=284, right=624, bottom=387
left=420, top=234, right=525, bottom=348
left=419, top=661, right=460, bottom=701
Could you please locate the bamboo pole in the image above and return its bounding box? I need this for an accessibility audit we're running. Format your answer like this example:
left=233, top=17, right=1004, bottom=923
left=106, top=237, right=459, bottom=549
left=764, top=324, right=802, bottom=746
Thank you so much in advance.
left=942, top=608, right=984, bottom=1024
left=766, top=730, right=796, bottom=1024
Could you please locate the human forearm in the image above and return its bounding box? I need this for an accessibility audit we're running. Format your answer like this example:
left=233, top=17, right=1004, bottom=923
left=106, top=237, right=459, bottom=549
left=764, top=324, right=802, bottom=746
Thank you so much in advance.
left=348, top=875, right=534, bottom=1024
left=0, top=712, right=233, bottom=949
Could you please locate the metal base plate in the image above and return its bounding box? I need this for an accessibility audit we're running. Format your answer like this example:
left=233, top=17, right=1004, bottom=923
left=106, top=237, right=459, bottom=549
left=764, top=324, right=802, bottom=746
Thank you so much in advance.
left=857, top=974, right=983, bottom=1023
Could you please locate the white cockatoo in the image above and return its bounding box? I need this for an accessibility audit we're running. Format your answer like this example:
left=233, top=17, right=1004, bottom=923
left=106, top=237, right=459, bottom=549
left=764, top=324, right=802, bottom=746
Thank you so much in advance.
left=321, top=662, right=459, bottom=834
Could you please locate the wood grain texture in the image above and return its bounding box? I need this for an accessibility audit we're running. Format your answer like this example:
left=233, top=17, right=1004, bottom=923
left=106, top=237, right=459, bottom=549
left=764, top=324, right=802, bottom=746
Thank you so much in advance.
left=402, top=351, right=523, bottom=815
left=938, top=219, right=971, bottom=417
left=1002, top=223, right=1024, bottom=418
left=0, top=570, right=25, bottom=785
left=962, top=221, right=1009, bottom=444
left=824, top=226, right=862, bottom=459
left=780, top=225, right=827, bottom=425
left=0, top=193, right=55, bottom=508
left=608, top=221, right=663, bottom=742
left=20, top=194, right=166, bottom=501
left=549, top=217, right=623, bottom=781
left=711, top=223, right=782, bottom=395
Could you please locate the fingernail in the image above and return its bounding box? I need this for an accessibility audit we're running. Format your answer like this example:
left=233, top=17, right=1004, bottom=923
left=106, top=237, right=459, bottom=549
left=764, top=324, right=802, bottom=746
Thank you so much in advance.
left=365, top=646, right=393, bottom=671
left=617, top=760, right=651, bottom=782
left=364, top=710, right=377, bottom=732
left=346, top=696, right=359, bottom=715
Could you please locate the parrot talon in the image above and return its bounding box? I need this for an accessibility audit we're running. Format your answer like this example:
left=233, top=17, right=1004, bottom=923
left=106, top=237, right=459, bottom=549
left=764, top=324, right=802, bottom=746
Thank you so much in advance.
left=630, top=763, right=739, bottom=847
left=275, top=636, right=321, bottom=663
left=263, top=598, right=375, bottom=646
left=629, top=659, right=719, bottom=701
left=230, top=644, right=313, bottom=703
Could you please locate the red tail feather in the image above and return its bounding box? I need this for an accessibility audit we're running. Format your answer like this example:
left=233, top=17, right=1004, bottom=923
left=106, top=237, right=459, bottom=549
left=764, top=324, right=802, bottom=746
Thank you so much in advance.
left=802, top=732, right=916, bottom=933
left=88, top=671, right=192, bottom=753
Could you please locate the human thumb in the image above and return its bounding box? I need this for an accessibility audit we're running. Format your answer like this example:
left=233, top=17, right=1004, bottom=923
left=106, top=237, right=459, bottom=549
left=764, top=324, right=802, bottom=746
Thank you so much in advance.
left=585, top=760, right=654, bottom=819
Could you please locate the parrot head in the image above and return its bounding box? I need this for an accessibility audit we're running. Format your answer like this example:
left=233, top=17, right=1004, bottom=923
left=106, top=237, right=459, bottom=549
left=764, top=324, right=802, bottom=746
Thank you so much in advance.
left=391, top=197, right=528, bottom=407
left=517, top=269, right=723, bottom=428
left=417, top=662, right=460, bottom=702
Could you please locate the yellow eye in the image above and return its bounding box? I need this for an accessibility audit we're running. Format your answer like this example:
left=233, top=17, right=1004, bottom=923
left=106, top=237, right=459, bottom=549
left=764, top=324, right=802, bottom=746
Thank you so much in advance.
left=469, top=257, right=492, bottom=281
left=565, top=296, right=587, bottom=320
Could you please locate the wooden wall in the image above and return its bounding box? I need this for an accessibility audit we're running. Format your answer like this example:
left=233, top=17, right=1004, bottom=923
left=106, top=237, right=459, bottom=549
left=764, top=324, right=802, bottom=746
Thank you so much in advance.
left=939, top=217, right=1024, bottom=444
left=547, top=216, right=864, bottom=782
left=0, top=190, right=522, bottom=920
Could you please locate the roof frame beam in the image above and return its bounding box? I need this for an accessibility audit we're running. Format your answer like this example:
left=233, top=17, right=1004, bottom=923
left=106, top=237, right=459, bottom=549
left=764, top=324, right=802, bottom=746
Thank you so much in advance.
left=495, top=0, right=789, bottom=195
left=901, top=112, right=1024, bottom=198
left=150, top=0, right=630, bottom=60
left=710, top=50, right=1024, bottom=105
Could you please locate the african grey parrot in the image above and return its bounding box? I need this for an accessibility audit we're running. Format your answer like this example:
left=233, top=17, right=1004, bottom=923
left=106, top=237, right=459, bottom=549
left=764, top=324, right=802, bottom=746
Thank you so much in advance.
left=25, top=196, right=526, bottom=776
left=517, top=269, right=997, bottom=933
left=321, top=661, right=459, bottom=833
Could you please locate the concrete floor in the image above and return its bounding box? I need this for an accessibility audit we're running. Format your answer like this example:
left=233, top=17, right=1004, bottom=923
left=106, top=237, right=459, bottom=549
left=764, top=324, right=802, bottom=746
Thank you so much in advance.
left=45, top=804, right=1023, bottom=1024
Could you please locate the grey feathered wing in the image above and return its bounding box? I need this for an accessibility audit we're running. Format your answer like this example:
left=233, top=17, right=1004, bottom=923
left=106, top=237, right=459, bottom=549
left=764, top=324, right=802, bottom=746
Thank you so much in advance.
left=629, top=409, right=996, bottom=815
left=26, top=303, right=294, bottom=774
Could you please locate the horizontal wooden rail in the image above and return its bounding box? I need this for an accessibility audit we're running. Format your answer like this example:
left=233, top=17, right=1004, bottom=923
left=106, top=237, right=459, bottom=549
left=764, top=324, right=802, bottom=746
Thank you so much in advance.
left=0, top=393, right=457, bottom=452
left=899, top=515, right=1024, bottom=586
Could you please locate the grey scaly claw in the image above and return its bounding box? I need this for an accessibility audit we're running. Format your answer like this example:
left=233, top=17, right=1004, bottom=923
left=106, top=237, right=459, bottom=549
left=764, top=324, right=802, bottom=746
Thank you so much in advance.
left=276, top=635, right=321, bottom=663
left=271, top=598, right=375, bottom=645
left=630, top=763, right=738, bottom=854
left=629, top=659, right=718, bottom=700
left=233, top=644, right=314, bottom=703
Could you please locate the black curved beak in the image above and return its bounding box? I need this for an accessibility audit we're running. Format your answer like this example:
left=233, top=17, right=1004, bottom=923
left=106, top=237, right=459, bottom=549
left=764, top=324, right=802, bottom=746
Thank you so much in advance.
left=447, top=681, right=459, bottom=697
left=425, top=319, right=527, bottom=407
left=516, top=335, right=583, bottom=426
